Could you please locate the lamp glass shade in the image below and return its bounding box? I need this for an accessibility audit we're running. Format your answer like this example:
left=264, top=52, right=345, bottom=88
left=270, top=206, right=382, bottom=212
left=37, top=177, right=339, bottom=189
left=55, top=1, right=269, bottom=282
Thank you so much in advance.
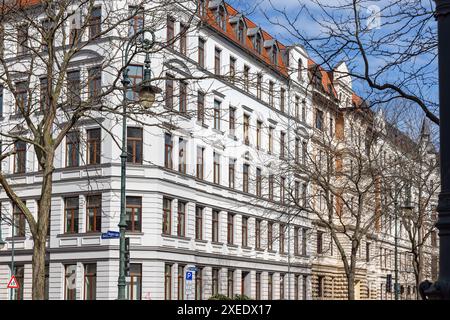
left=139, top=87, right=156, bottom=109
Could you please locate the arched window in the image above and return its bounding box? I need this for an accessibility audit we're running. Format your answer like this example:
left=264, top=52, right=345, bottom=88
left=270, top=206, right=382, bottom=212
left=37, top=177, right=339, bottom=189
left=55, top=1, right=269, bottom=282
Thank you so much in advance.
left=255, top=32, right=262, bottom=54
left=271, top=45, right=278, bottom=65
left=238, top=20, right=245, bottom=44
left=298, top=59, right=303, bottom=81
left=217, top=6, right=226, bottom=30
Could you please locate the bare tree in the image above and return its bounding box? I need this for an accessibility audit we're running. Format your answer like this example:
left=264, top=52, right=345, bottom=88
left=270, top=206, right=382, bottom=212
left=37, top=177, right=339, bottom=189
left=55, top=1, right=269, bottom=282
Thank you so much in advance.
left=0, top=0, right=209, bottom=300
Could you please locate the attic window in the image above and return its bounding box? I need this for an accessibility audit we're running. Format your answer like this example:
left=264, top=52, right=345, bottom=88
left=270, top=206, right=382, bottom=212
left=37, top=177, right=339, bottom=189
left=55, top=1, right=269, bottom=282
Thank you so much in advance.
left=271, top=45, right=278, bottom=65
left=237, top=20, right=245, bottom=44
left=216, top=5, right=226, bottom=30
left=255, top=33, right=262, bottom=54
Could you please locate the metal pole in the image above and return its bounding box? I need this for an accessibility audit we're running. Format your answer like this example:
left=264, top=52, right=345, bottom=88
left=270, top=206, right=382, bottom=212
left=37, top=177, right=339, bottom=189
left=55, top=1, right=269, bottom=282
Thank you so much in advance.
left=117, top=67, right=130, bottom=300
left=421, top=0, right=450, bottom=300
left=10, top=213, right=15, bottom=300
left=394, top=198, right=399, bottom=300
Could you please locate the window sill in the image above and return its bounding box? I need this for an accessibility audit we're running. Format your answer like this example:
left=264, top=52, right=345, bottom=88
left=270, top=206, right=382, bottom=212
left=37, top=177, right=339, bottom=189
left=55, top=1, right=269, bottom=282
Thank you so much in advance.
left=255, top=248, right=264, bottom=252
left=57, top=232, right=101, bottom=238
left=241, top=246, right=252, bottom=250
left=211, top=241, right=223, bottom=246
left=195, top=239, right=208, bottom=244
left=212, top=128, right=225, bottom=135
left=196, top=121, right=208, bottom=128
left=227, top=243, right=238, bottom=248
left=162, top=234, right=191, bottom=241
left=5, top=236, right=26, bottom=241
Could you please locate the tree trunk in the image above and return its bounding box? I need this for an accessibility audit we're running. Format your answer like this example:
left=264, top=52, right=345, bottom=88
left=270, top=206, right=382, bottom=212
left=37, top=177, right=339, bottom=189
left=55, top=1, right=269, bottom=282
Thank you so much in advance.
left=347, top=272, right=355, bottom=300
left=32, top=236, right=46, bottom=300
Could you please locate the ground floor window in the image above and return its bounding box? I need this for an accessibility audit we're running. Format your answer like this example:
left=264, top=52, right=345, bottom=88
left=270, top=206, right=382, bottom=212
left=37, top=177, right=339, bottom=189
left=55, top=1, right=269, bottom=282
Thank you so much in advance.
left=84, top=264, right=97, bottom=300
left=126, top=264, right=142, bottom=300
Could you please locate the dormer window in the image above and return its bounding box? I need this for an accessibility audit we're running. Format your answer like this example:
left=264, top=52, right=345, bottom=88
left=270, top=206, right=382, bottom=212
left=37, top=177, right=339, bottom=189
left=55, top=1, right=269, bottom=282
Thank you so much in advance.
left=237, top=20, right=245, bottom=44
left=255, top=33, right=262, bottom=54
left=271, top=45, right=278, bottom=65
left=216, top=5, right=226, bottom=30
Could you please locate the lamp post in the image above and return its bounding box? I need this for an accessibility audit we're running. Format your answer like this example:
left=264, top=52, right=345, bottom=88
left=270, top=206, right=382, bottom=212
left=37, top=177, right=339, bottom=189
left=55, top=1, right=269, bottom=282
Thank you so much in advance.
left=421, top=0, right=450, bottom=300
left=117, top=28, right=161, bottom=300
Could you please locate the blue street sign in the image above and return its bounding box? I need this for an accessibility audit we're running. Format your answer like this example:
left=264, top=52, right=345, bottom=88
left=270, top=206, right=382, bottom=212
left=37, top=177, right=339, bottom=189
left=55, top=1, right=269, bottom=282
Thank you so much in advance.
left=186, top=272, right=193, bottom=281
left=187, top=266, right=198, bottom=272
left=101, top=230, right=121, bottom=239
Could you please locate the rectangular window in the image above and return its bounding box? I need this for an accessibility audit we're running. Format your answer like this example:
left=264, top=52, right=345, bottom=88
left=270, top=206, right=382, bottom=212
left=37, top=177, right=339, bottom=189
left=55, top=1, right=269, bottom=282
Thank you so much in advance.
left=40, top=77, right=49, bottom=111
left=65, top=265, right=77, bottom=300
left=256, top=74, right=262, bottom=100
left=196, top=146, right=204, bottom=179
left=87, top=128, right=101, bottom=165
left=167, top=16, right=175, bottom=47
left=165, top=74, right=174, bottom=109
left=17, top=25, right=28, bottom=55
left=243, top=114, right=250, bottom=145
left=65, top=131, right=80, bottom=167
left=303, top=275, right=308, bottom=300
left=294, top=226, right=299, bottom=255
left=269, top=174, right=274, bottom=200
left=165, top=264, right=172, bottom=300
left=213, top=152, right=220, bottom=184
left=302, top=183, right=307, bottom=206
left=14, top=140, right=26, bottom=174
left=244, top=65, right=250, bottom=91
left=45, top=265, right=49, bottom=300
left=280, top=177, right=286, bottom=204
left=256, top=121, right=262, bottom=149
left=280, top=132, right=286, bottom=159
left=178, top=265, right=185, bottom=299
left=163, top=197, right=172, bottom=235
left=302, top=228, right=307, bottom=255
left=214, top=47, right=221, bottom=75
left=229, top=107, right=236, bottom=136
left=197, top=91, right=205, bottom=124
left=177, top=201, right=186, bottom=237
left=242, top=216, right=248, bottom=247
left=279, top=224, right=285, bottom=253
left=13, top=204, right=26, bottom=237
left=127, top=127, right=143, bottom=164
left=295, top=181, right=300, bottom=204
left=15, top=81, right=28, bottom=114
left=295, top=96, right=300, bottom=120
left=229, top=158, right=236, bottom=189
left=64, top=197, right=79, bottom=234
left=178, top=138, right=186, bottom=173
left=227, top=213, right=234, bottom=245
left=295, top=275, right=299, bottom=300
left=227, top=270, right=234, bottom=298
left=180, top=23, right=188, bottom=55
left=89, top=7, right=101, bottom=39
left=126, top=196, right=142, bottom=232
left=315, top=109, right=324, bottom=131
left=255, top=219, right=261, bottom=249
left=280, top=274, right=285, bottom=299
left=256, top=168, right=262, bottom=197
left=243, top=164, right=249, bottom=193
left=195, top=206, right=203, bottom=240
left=269, top=81, right=274, bottom=107
left=198, top=38, right=205, bottom=68
left=212, top=210, right=219, bottom=242
left=88, top=67, right=102, bottom=101
left=195, top=267, right=203, bottom=300
left=280, top=88, right=285, bottom=113
left=302, top=100, right=306, bottom=122
left=318, top=276, right=324, bottom=298
left=366, top=242, right=371, bottom=263
left=317, top=231, right=323, bottom=254
left=302, top=141, right=307, bottom=166
left=229, top=57, right=236, bottom=83
left=67, top=70, right=81, bottom=106
left=268, top=222, right=273, bottom=251
left=295, top=138, right=300, bottom=164
left=0, top=85, right=3, bottom=117
left=86, top=195, right=101, bottom=233
left=256, top=272, right=261, bottom=300
left=164, top=133, right=173, bottom=169
left=84, top=264, right=96, bottom=300
left=214, top=100, right=221, bottom=130
left=128, top=6, right=144, bottom=36
left=179, top=81, right=187, bottom=114
left=126, top=264, right=142, bottom=300
left=126, top=65, right=143, bottom=101
left=268, top=273, right=273, bottom=300
left=268, top=127, right=274, bottom=153
left=212, top=268, right=219, bottom=296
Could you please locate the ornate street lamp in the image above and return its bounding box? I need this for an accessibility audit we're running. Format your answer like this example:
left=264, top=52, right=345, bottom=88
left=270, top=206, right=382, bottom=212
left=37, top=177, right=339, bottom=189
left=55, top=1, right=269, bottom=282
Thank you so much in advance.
left=117, top=28, right=161, bottom=300
left=420, top=0, right=450, bottom=300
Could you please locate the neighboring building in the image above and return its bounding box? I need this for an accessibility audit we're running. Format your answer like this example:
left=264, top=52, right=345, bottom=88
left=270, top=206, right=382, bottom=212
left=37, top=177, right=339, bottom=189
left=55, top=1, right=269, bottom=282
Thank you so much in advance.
left=0, top=0, right=438, bottom=301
